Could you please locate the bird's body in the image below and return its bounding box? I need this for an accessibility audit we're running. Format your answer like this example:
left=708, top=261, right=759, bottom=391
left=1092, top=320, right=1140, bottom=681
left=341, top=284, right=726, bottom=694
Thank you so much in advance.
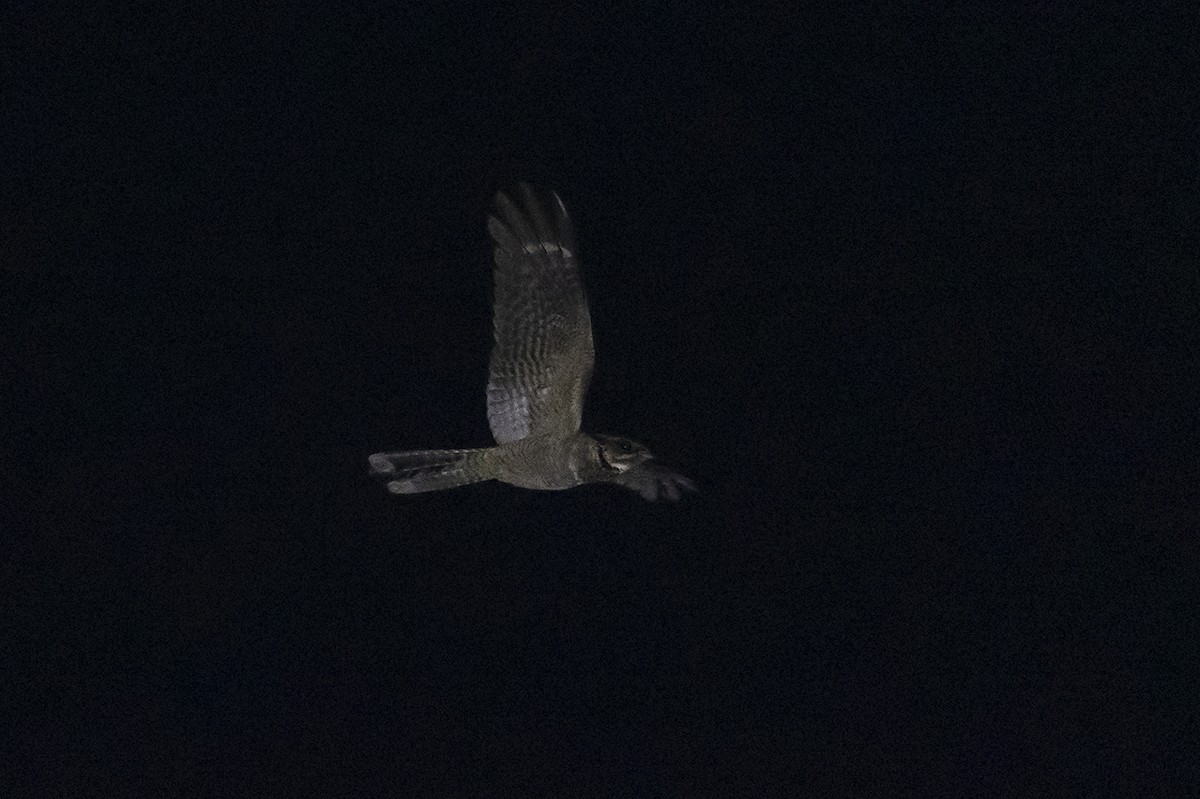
left=369, top=184, right=694, bottom=502
left=489, top=433, right=598, bottom=490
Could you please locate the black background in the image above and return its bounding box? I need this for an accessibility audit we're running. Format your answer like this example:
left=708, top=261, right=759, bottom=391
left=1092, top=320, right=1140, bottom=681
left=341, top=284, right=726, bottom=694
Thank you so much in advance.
left=5, top=4, right=1192, bottom=795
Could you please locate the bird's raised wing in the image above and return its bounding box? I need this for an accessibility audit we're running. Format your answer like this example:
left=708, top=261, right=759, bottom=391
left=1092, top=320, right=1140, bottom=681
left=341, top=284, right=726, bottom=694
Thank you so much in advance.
left=486, top=184, right=594, bottom=443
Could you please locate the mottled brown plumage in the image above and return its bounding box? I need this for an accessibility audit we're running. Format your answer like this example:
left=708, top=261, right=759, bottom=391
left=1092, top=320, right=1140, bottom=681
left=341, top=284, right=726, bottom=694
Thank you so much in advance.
left=369, top=185, right=694, bottom=502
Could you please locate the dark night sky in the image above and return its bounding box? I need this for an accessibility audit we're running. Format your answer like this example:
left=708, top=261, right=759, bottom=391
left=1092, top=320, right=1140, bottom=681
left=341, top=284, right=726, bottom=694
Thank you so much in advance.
left=4, top=3, right=1192, bottom=795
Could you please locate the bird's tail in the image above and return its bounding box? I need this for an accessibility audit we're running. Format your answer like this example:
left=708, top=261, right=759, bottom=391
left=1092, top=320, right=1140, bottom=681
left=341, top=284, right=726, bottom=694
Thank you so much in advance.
left=368, top=448, right=496, bottom=494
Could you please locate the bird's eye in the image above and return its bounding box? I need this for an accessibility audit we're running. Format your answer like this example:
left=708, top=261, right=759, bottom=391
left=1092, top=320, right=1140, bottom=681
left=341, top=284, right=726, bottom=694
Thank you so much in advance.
left=619, top=440, right=633, bottom=452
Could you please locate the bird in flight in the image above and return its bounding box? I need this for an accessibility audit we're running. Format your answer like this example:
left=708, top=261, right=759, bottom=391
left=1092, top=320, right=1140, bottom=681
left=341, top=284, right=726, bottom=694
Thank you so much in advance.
left=369, top=184, right=695, bottom=501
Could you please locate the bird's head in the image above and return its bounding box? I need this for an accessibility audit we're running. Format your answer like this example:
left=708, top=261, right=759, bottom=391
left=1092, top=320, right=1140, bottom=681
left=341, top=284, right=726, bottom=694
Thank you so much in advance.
left=593, top=434, right=654, bottom=473
left=592, top=433, right=696, bottom=501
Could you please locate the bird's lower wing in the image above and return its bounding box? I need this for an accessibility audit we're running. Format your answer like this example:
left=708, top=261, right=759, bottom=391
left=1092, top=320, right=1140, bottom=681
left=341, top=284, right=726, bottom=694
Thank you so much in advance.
left=611, top=461, right=697, bottom=502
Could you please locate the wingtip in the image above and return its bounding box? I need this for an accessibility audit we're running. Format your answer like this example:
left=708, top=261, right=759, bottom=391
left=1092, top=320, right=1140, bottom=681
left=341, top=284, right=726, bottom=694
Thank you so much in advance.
left=368, top=453, right=395, bottom=474
left=497, top=182, right=561, bottom=209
